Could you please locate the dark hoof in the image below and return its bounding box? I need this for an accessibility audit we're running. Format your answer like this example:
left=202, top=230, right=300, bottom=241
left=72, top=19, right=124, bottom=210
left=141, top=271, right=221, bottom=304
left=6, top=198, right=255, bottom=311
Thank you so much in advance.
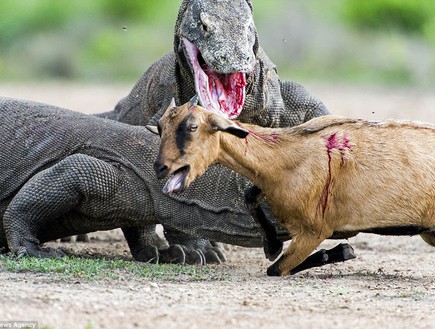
left=326, top=243, right=356, bottom=263
left=340, top=243, right=356, bottom=260
left=264, top=239, right=283, bottom=261
left=267, top=261, right=282, bottom=276
left=267, top=254, right=285, bottom=276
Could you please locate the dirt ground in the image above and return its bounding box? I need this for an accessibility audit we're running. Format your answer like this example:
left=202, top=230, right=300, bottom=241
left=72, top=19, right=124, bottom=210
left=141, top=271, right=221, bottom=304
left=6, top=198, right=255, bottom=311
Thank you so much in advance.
left=0, top=83, right=434, bottom=329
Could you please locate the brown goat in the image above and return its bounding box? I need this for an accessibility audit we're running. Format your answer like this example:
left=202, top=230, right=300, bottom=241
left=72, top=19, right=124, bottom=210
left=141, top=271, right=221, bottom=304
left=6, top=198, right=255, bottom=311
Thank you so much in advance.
left=152, top=99, right=435, bottom=276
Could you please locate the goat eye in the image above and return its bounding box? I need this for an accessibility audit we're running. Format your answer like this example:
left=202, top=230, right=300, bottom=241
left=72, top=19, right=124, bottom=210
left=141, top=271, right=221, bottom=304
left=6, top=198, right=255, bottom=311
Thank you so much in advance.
left=188, top=124, right=198, bottom=132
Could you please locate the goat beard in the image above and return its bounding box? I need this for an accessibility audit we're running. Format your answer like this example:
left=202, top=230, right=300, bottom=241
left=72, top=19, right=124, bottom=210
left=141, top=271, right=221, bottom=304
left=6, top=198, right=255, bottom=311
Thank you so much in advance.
left=182, top=38, right=247, bottom=120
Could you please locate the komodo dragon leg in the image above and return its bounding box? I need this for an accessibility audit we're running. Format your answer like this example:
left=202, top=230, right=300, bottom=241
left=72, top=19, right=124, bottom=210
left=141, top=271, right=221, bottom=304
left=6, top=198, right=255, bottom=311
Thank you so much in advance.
left=1, top=154, right=157, bottom=260
left=3, top=152, right=227, bottom=264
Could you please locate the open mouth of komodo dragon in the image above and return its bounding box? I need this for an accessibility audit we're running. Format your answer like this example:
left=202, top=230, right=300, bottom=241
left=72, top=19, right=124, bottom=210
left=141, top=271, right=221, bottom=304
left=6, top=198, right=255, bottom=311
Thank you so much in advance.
left=182, top=38, right=247, bottom=120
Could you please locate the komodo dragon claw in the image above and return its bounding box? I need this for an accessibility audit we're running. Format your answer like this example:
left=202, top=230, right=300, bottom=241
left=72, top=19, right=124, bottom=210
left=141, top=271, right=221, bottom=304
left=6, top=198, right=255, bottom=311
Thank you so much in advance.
left=158, top=242, right=226, bottom=265
left=156, top=242, right=225, bottom=265
left=16, top=242, right=65, bottom=259
left=163, top=230, right=227, bottom=264
left=184, top=241, right=227, bottom=265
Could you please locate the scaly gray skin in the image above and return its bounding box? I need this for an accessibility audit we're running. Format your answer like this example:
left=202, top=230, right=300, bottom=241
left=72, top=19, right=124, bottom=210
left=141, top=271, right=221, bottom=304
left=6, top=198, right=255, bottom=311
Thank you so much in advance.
left=0, top=97, right=275, bottom=263
left=98, top=0, right=330, bottom=261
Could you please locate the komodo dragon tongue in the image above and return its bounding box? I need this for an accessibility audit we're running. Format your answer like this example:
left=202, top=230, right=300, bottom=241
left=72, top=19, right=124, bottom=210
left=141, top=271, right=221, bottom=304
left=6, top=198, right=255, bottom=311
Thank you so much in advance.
left=182, top=38, right=247, bottom=120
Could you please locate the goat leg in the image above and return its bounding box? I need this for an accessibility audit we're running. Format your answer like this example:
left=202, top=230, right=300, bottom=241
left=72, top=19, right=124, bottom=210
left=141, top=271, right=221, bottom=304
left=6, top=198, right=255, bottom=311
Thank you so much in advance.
left=267, top=243, right=356, bottom=276
left=244, top=185, right=283, bottom=261
left=289, top=243, right=356, bottom=275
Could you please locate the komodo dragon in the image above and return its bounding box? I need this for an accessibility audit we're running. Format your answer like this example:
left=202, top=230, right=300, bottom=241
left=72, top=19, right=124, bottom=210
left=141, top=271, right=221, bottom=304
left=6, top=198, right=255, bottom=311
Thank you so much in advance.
left=0, top=97, right=354, bottom=272
left=98, top=0, right=334, bottom=262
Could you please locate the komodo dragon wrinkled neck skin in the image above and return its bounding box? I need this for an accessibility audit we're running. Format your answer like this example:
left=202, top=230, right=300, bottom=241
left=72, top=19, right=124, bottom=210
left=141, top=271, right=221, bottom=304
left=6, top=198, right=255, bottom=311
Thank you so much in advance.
left=97, top=0, right=331, bottom=262
left=0, top=97, right=270, bottom=263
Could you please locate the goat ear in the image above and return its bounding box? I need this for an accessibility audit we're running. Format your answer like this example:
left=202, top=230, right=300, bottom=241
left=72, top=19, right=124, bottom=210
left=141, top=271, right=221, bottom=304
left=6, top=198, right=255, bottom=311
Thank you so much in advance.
left=146, top=125, right=159, bottom=135
left=222, top=126, right=250, bottom=139
left=169, top=97, right=176, bottom=107
left=211, top=116, right=249, bottom=139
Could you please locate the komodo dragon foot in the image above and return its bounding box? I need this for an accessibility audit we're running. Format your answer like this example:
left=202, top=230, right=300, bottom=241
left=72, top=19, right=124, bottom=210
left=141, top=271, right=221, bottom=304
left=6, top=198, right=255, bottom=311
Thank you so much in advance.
left=129, top=241, right=225, bottom=265
left=163, top=230, right=226, bottom=265
left=16, top=239, right=65, bottom=259
left=122, top=226, right=225, bottom=265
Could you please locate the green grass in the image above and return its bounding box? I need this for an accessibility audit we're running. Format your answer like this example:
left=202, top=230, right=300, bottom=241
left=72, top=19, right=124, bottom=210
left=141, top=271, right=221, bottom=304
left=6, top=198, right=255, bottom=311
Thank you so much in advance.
left=0, top=254, right=228, bottom=281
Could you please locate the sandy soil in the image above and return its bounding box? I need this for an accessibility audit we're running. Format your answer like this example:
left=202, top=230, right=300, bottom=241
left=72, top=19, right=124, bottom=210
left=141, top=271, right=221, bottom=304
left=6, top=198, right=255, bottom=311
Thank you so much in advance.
left=0, top=83, right=434, bottom=329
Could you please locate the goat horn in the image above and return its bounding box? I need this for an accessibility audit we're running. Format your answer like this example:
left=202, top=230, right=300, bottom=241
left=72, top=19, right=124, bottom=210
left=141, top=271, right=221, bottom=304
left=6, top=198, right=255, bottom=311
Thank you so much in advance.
left=148, top=100, right=173, bottom=126
left=169, top=97, right=176, bottom=107
left=189, top=94, right=199, bottom=107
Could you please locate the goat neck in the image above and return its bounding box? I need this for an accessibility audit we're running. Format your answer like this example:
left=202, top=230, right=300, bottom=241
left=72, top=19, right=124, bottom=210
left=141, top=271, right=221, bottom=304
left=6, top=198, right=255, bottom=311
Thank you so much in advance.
left=216, top=123, right=293, bottom=190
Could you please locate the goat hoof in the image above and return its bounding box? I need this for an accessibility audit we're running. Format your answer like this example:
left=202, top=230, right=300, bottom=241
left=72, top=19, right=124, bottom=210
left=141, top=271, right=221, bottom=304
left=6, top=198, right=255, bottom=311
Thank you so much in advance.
left=267, top=261, right=282, bottom=276
left=264, top=239, right=283, bottom=261
left=340, top=243, right=356, bottom=260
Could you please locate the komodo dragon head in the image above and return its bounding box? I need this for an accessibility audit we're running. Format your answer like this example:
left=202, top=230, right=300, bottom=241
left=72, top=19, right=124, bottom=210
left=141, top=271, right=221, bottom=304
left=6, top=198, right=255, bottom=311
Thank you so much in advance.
left=174, top=0, right=258, bottom=120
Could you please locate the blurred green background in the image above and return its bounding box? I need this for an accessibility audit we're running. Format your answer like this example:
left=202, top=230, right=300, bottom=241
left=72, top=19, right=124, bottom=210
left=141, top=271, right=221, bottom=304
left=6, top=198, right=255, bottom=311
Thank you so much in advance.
left=1, top=0, right=435, bottom=87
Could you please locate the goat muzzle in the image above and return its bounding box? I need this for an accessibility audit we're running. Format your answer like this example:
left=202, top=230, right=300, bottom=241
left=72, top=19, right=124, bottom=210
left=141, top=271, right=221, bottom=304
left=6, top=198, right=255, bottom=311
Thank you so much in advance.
left=154, top=161, right=169, bottom=179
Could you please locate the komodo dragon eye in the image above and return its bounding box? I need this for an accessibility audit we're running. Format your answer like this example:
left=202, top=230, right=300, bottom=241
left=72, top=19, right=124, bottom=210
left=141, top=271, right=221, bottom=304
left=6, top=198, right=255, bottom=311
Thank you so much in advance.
left=200, top=13, right=211, bottom=34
